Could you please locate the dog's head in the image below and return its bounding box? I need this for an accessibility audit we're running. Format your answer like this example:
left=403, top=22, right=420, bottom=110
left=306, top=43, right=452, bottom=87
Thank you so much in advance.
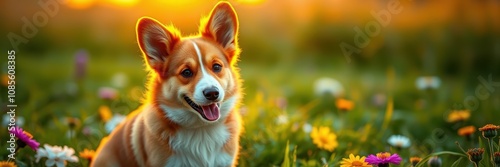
left=136, top=2, right=241, bottom=127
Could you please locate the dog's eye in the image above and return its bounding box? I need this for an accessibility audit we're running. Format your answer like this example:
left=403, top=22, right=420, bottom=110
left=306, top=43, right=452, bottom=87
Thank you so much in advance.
left=212, top=64, right=222, bottom=72
left=181, top=69, right=193, bottom=78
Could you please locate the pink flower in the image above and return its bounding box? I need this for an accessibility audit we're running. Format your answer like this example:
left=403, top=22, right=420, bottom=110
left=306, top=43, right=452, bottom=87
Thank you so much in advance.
left=365, top=152, right=402, bottom=166
left=9, top=126, right=40, bottom=151
left=98, top=87, right=118, bottom=100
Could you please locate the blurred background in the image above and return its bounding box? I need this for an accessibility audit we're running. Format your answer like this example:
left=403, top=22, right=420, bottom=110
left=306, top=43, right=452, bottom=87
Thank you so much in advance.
left=1, top=0, right=500, bottom=166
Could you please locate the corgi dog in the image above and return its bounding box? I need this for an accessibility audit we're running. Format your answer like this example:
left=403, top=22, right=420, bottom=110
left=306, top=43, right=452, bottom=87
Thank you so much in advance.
left=91, top=2, right=242, bottom=167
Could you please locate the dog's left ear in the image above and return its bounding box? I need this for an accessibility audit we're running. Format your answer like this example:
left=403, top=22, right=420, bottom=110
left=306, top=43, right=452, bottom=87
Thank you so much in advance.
left=202, top=2, right=239, bottom=61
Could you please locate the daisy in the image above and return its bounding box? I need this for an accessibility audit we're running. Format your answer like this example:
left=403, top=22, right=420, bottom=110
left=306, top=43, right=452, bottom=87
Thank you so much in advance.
left=340, top=154, right=372, bottom=167
left=310, top=126, right=338, bottom=152
left=387, top=135, right=410, bottom=149
left=105, top=114, right=126, bottom=133
left=365, top=152, right=402, bottom=167
left=415, top=76, right=441, bottom=90
left=314, top=77, right=344, bottom=98
left=35, top=144, right=78, bottom=167
left=9, top=126, right=39, bottom=151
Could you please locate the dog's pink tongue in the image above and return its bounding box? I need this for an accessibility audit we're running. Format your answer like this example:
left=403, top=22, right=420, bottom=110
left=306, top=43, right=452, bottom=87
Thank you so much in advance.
left=201, top=104, right=220, bottom=121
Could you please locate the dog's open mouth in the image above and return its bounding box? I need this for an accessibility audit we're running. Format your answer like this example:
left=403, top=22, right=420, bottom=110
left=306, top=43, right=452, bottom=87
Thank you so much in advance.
left=183, top=96, right=220, bottom=121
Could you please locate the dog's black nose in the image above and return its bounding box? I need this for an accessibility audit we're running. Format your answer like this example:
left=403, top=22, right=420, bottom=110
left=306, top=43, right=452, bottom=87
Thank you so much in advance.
left=203, top=87, right=219, bottom=101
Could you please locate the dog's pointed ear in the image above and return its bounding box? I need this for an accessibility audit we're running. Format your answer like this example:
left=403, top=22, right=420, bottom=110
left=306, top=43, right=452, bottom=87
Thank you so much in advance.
left=202, top=2, right=239, bottom=58
left=137, top=17, right=180, bottom=72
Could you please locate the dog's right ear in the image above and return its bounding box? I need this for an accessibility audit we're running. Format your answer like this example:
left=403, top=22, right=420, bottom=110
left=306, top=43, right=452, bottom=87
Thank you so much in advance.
left=137, top=17, right=180, bottom=73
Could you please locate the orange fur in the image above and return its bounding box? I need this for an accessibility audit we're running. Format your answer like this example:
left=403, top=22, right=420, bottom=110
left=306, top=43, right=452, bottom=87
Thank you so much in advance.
left=92, top=2, right=242, bottom=167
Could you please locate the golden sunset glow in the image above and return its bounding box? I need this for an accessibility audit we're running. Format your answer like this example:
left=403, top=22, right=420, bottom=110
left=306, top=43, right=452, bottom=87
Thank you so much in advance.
left=65, top=0, right=95, bottom=9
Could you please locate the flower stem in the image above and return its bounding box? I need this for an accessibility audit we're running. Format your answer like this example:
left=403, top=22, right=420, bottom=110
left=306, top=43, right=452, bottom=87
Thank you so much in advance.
left=489, top=139, right=496, bottom=167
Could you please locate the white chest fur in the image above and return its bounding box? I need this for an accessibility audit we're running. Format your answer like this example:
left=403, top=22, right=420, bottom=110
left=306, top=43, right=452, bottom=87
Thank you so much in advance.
left=165, top=123, right=233, bottom=167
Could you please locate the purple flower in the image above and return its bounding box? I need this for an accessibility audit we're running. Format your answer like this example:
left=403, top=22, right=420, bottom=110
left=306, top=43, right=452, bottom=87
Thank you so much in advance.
left=98, top=87, right=118, bottom=100
left=365, top=152, right=402, bottom=166
left=75, top=49, right=88, bottom=80
left=9, top=126, right=40, bottom=151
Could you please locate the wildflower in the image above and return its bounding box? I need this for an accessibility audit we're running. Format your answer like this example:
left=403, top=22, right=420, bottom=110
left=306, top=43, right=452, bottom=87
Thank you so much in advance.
left=111, top=72, right=128, bottom=88
left=99, top=105, right=113, bottom=122
left=466, top=148, right=484, bottom=165
left=0, top=161, right=17, bottom=167
left=65, top=117, right=80, bottom=130
left=409, top=157, right=421, bottom=167
left=302, top=123, right=312, bottom=133
left=74, top=49, right=88, bottom=80
left=387, top=135, right=411, bottom=149
left=415, top=76, right=441, bottom=90
left=336, top=98, right=354, bottom=111
left=427, top=156, right=442, bottom=167
left=314, top=77, right=344, bottom=98
left=2, top=115, right=24, bottom=127
left=98, top=87, right=118, bottom=100
left=493, top=152, right=500, bottom=166
left=275, top=97, right=287, bottom=110
left=446, top=110, right=470, bottom=123
left=1, top=74, right=8, bottom=87
left=340, top=154, right=372, bottom=167
left=105, top=114, right=126, bottom=134
left=458, top=126, right=476, bottom=137
left=310, top=126, right=338, bottom=152
left=275, top=114, right=288, bottom=125
left=372, top=93, right=386, bottom=107
left=478, top=124, right=499, bottom=139
left=35, top=144, right=79, bottom=167
left=9, top=126, right=40, bottom=151
left=365, top=152, right=402, bottom=167
left=79, top=149, right=96, bottom=162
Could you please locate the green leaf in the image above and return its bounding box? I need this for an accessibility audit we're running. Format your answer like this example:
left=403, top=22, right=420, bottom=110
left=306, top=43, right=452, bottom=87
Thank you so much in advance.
left=282, top=140, right=290, bottom=167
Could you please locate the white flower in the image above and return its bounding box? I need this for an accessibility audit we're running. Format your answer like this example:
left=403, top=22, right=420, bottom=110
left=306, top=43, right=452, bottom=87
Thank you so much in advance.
left=387, top=135, right=411, bottom=148
left=416, top=76, right=441, bottom=90
left=275, top=114, right=288, bottom=125
left=35, top=144, right=78, bottom=167
left=302, top=123, right=312, bottom=133
left=105, top=114, right=126, bottom=134
left=111, top=72, right=128, bottom=88
left=313, top=77, right=344, bottom=97
left=2, top=115, right=24, bottom=127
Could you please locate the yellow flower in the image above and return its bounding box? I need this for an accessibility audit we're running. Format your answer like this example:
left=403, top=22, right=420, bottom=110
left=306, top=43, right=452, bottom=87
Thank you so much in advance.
left=340, top=154, right=372, bottom=167
left=1, top=74, right=9, bottom=87
left=99, top=105, right=113, bottom=122
left=447, top=110, right=470, bottom=123
left=458, top=126, right=476, bottom=137
left=336, top=98, right=354, bottom=111
left=0, top=161, right=17, bottom=167
left=310, top=126, right=338, bottom=152
left=410, top=156, right=422, bottom=166
left=79, top=149, right=96, bottom=161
